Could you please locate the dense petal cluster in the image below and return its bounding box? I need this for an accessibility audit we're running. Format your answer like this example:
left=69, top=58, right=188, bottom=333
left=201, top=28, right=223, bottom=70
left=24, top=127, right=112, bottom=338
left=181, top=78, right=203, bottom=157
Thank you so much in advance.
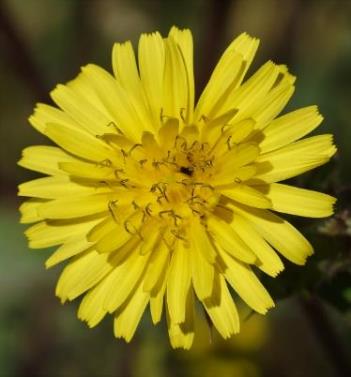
left=18, top=27, right=336, bottom=349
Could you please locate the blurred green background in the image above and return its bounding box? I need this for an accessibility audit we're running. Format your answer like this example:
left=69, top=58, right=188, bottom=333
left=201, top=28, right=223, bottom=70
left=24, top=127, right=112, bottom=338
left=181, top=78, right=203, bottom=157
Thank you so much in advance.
left=1, top=0, right=351, bottom=376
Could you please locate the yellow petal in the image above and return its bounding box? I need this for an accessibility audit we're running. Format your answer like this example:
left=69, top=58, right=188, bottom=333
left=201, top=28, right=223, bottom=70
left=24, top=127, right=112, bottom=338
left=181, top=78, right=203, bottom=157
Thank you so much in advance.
left=163, top=37, right=189, bottom=121
left=195, top=33, right=259, bottom=120
left=191, top=219, right=216, bottom=263
left=138, top=31, right=165, bottom=128
left=38, top=194, right=111, bottom=219
left=111, top=43, right=154, bottom=132
left=214, top=143, right=259, bottom=186
left=169, top=26, right=194, bottom=122
left=87, top=216, right=117, bottom=242
left=43, top=123, right=116, bottom=163
left=112, top=41, right=140, bottom=95
left=149, top=265, right=168, bottom=325
left=18, top=146, right=76, bottom=176
left=29, top=103, right=78, bottom=134
left=67, top=71, right=111, bottom=118
left=19, top=198, right=47, bottom=224
left=221, top=62, right=281, bottom=122
left=230, top=118, right=256, bottom=144
left=114, top=281, right=149, bottom=342
left=220, top=251, right=275, bottom=314
left=56, top=249, right=113, bottom=302
left=218, top=143, right=259, bottom=171
left=220, top=184, right=272, bottom=209
left=207, top=216, right=256, bottom=264
left=230, top=203, right=313, bottom=265
left=50, top=83, right=112, bottom=135
left=139, top=223, right=162, bottom=256
left=255, top=183, right=336, bottom=218
left=143, top=241, right=170, bottom=293
left=258, top=106, right=323, bottom=153
left=95, top=223, right=132, bottom=254
left=249, top=66, right=295, bottom=130
left=230, top=214, right=284, bottom=277
left=79, top=239, right=142, bottom=322
left=59, top=161, right=116, bottom=180
left=167, top=288, right=195, bottom=349
left=191, top=236, right=215, bottom=300
left=80, top=64, right=146, bottom=139
left=167, top=242, right=191, bottom=324
left=252, top=134, right=336, bottom=184
left=203, top=275, right=240, bottom=338
left=104, top=251, right=150, bottom=313
left=25, top=218, right=98, bottom=248
left=18, top=176, right=100, bottom=199
left=157, top=118, right=179, bottom=149
left=45, top=237, right=93, bottom=268
left=78, top=281, right=108, bottom=328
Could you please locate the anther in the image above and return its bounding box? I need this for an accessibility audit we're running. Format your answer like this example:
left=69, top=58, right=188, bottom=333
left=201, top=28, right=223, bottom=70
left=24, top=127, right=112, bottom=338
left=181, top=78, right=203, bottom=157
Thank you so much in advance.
left=234, top=177, right=242, bottom=183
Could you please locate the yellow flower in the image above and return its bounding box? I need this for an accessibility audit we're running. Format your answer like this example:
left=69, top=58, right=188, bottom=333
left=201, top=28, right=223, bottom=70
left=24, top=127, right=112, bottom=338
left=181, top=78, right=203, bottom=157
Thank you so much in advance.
left=18, top=26, right=336, bottom=349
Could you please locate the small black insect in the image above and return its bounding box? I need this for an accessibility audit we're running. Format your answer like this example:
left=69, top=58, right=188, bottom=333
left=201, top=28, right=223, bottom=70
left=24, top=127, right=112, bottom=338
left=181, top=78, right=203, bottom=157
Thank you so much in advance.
left=180, top=166, right=194, bottom=177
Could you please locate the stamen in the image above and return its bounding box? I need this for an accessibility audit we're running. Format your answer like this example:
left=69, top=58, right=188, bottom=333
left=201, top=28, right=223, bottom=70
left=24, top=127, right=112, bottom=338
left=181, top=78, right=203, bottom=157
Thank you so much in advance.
left=160, top=108, right=175, bottom=124
left=114, top=169, right=124, bottom=179
left=158, top=209, right=175, bottom=218
left=120, top=179, right=129, bottom=187
left=99, top=180, right=116, bottom=192
left=180, top=107, right=186, bottom=122
left=128, top=143, right=142, bottom=155
left=132, top=200, right=140, bottom=210
left=189, top=140, right=200, bottom=151
left=108, top=200, right=118, bottom=222
left=139, top=159, right=147, bottom=166
left=227, top=136, right=232, bottom=150
left=201, top=142, right=209, bottom=152
left=97, top=159, right=112, bottom=168
left=144, top=203, right=153, bottom=217
left=200, top=114, right=209, bottom=123
left=174, top=135, right=188, bottom=151
left=120, top=149, right=128, bottom=162
left=170, top=228, right=187, bottom=241
left=107, top=121, right=124, bottom=135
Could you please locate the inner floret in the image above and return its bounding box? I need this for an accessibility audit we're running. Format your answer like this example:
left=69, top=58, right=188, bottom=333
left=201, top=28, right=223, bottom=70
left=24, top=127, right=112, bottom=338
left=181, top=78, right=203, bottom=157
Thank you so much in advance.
left=92, top=115, right=259, bottom=252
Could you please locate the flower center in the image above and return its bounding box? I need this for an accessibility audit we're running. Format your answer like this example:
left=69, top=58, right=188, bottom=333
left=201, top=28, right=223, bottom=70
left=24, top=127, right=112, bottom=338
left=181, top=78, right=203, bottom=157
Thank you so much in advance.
left=100, top=120, right=223, bottom=247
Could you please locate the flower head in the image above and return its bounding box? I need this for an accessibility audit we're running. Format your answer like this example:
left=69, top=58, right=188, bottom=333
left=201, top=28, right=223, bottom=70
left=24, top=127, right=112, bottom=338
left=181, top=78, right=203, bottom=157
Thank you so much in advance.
left=19, top=27, right=336, bottom=349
